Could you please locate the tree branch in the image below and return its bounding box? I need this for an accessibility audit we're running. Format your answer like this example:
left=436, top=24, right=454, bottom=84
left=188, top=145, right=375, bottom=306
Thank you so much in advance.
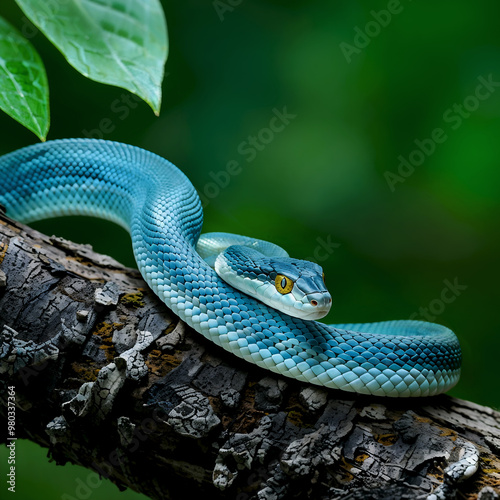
left=0, top=212, right=499, bottom=500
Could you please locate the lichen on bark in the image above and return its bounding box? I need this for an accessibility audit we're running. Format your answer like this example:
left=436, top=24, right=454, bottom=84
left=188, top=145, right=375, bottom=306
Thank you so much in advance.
left=0, top=213, right=499, bottom=500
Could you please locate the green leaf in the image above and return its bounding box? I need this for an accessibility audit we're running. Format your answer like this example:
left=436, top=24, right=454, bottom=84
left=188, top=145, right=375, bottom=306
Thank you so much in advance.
left=15, top=0, right=168, bottom=115
left=0, top=16, right=49, bottom=140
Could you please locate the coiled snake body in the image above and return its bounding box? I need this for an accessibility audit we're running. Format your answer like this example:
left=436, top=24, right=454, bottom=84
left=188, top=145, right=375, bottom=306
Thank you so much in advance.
left=0, top=139, right=461, bottom=396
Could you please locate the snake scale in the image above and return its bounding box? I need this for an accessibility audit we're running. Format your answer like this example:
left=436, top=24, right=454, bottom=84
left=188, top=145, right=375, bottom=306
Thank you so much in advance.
left=0, top=139, right=461, bottom=397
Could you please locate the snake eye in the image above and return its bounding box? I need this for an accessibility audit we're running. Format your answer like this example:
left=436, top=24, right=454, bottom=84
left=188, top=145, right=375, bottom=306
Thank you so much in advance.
left=275, top=274, right=294, bottom=294
left=322, top=272, right=326, bottom=285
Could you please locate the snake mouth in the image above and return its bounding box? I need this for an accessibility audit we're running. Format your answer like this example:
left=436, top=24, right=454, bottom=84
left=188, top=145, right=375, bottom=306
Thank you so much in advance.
left=294, top=292, right=332, bottom=320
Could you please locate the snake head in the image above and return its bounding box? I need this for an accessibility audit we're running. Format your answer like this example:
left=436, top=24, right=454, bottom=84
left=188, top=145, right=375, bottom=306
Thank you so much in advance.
left=214, top=245, right=332, bottom=320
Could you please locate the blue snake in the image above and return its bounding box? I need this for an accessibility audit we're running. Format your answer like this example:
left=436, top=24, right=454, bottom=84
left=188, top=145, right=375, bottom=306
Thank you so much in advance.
left=0, top=139, right=461, bottom=397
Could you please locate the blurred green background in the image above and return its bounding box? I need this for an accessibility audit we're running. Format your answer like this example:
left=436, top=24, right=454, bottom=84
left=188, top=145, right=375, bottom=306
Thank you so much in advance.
left=1, top=0, right=499, bottom=498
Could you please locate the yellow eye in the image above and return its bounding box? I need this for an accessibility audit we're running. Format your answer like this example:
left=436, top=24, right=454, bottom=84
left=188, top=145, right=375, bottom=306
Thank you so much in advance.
left=322, top=272, right=326, bottom=285
left=275, top=274, right=294, bottom=294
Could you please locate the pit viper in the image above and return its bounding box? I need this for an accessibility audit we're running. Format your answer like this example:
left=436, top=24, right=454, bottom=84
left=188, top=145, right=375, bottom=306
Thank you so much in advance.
left=0, top=139, right=461, bottom=397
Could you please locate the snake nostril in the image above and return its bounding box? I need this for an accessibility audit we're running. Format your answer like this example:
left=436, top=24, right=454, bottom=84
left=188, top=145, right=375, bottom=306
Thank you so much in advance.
left=311, top=300, right=318, bottom=306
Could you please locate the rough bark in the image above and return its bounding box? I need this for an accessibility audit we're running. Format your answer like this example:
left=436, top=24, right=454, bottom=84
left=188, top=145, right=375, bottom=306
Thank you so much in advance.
left=0, top=211, right=499, bottom=500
